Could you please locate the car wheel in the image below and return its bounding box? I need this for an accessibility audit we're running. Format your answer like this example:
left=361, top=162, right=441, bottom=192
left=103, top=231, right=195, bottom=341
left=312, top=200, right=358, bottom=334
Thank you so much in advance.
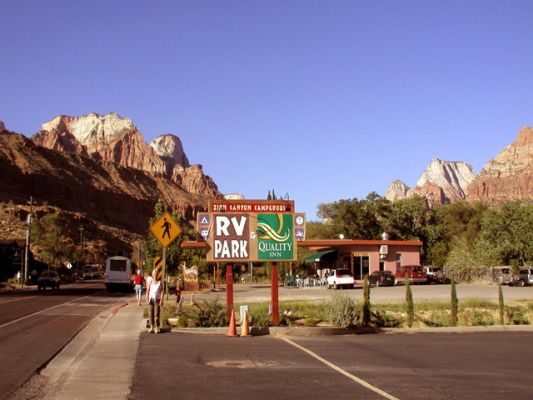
left=518, top=280, right=525, bottom=287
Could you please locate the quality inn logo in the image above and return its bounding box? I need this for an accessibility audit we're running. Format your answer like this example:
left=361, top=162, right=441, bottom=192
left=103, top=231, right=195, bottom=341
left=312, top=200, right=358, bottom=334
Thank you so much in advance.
left=257, top=213, right=294, bottom=260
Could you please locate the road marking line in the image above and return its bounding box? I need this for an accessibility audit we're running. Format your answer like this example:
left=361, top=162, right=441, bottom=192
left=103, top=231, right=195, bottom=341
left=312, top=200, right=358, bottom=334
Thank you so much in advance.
left=280, top=337, right=400, bottom=400
left=0, top=292, right=110, bottom=329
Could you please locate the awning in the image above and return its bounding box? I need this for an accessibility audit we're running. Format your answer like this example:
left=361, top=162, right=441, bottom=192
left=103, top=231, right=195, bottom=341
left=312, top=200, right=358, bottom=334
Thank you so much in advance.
left=303, top=250, right=336, bottom=264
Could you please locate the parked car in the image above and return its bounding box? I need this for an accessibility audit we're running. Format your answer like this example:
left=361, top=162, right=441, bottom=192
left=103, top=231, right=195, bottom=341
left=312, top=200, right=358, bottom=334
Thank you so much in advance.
left=423, top=266, right=450, bottom=284
left=37, top=270, right=61, bottom=290
left=511, top=268, right=533, bottom=287
left=81, top=264, right=101, bottom=280
left=395, top=265, right=427, bottom=284
left=493, top=267, right=514, bottom=285
left=326, top=269, right=355, bottom=289
left=368, top=271, right=395, bottom=287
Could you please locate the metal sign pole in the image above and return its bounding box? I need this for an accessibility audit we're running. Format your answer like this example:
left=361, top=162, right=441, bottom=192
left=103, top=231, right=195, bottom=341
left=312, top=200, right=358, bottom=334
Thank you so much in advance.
left=162, top=246, right=168, bottom=301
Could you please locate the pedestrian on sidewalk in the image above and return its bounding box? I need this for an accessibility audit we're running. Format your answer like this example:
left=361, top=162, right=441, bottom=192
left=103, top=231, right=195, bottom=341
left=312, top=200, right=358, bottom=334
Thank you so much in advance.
left=134, top=269, right=144, bottom=305
left=146, top=269, right=163, bottom=334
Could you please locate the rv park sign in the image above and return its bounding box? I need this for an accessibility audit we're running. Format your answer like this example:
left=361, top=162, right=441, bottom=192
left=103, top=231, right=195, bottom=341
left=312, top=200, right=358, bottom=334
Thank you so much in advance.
left=198, top=200, right=305, bottom=262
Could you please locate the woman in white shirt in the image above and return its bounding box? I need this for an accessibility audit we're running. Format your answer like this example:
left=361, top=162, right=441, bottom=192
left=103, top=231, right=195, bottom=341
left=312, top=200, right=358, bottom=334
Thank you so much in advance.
left=146, top=269, right=163, bottom=333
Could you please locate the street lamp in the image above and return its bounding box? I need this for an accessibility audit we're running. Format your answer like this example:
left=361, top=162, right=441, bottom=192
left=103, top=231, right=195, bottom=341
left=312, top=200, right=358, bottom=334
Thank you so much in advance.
left=79, top=225, right=85, bottom=266
left=24, top=196, right=35, bottom=284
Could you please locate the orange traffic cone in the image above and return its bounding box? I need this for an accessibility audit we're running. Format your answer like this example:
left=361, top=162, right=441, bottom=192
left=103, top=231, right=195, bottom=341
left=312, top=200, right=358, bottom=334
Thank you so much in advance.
left=227, top=310, right=237, bottom=337
left=240, top=311, right=250, bottom=337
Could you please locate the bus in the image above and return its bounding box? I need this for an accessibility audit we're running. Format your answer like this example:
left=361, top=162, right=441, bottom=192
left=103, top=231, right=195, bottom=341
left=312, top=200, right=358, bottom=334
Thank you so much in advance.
left=105, top=256, right=134, bottom=292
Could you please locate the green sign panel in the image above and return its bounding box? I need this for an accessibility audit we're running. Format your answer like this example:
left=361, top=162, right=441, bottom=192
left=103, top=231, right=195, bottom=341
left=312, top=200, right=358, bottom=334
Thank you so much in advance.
left=257, top=213, right=294, bottom=261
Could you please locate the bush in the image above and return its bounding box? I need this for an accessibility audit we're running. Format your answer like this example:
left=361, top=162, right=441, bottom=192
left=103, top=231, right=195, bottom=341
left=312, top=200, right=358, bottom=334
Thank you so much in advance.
left=372, top=309, right=402, bottom=328
left=191, top=299, right=228, bottom=327
left=506, top=306, right=529, bottom=325
left=324, top=294, right=359, bottom=328
left=459, top=309, right=495, bottom=326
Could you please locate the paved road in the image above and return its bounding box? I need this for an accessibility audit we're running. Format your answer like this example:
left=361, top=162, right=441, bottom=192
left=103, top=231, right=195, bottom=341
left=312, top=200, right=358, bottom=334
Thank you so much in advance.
left=0, top=281, right=129, bottom=400
left=132, top=331, right=533, bottom=400
left=190, top=283, right=533, bottom=304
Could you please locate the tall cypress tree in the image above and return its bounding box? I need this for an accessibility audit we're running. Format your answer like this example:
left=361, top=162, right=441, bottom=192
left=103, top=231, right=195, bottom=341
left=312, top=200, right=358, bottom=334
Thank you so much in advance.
left=361, top=275, right=371, bottom=327
left=450, top=278, right=458, bottom=327
left=405, top=278, right=414, bottom=328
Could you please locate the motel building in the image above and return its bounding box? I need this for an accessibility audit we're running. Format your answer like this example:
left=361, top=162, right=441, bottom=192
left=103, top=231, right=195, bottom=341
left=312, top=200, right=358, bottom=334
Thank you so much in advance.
left=298, top=237, right=422, bottom=281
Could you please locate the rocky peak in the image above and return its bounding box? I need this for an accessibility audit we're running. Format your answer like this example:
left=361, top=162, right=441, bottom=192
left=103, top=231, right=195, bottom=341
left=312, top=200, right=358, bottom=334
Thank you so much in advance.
left=384, top=180, right=409, bottom=202
left=467, top=126, right=533, bottom=203
left=413, top=158, right=476, bottom=201
left=42, top=112, right=136, bottom=149
left=224, top=193, right=245, bottom=200
left=0, top=121, right=5, bottom=131
left=150, top=134, right=190, bottom=173
left=385, top=159, right=476, bottom=206
left=33, top=112, right=222, bottom=199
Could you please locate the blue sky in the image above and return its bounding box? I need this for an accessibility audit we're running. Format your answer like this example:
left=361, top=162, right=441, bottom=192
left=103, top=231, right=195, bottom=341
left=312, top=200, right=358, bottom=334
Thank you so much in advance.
left=1, top=0, right=532, bottom=220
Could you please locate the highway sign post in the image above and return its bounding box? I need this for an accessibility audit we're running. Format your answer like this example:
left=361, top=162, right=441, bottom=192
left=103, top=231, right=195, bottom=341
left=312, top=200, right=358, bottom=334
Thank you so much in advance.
left=150, top=212, right=181, bottom=299
left=200, top=200, right=303, bottom=326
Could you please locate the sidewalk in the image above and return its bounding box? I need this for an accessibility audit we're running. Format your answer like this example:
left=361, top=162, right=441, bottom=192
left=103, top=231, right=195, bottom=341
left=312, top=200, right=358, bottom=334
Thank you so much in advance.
left=42, top=297, right=145, bottom=400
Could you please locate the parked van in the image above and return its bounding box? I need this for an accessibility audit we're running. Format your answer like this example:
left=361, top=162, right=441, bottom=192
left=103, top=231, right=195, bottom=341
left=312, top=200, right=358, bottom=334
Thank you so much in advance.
left=81, top=264, right=100, bottom=280
left=105, top=256, right=134, bottom=292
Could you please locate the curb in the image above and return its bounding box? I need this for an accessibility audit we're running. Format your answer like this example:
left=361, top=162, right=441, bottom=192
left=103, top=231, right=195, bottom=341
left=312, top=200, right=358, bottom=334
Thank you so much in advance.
left=169, top=324, right=533, bottom=336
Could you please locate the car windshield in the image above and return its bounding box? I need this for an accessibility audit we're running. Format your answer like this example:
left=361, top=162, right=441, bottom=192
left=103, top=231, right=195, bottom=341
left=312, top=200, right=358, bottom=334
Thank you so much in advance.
left=336, top=269, right=351, bottom=275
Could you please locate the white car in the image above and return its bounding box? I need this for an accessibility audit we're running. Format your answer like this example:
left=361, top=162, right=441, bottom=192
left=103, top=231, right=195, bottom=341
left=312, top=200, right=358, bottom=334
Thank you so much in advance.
left=327, top=269, right=355, bottom=289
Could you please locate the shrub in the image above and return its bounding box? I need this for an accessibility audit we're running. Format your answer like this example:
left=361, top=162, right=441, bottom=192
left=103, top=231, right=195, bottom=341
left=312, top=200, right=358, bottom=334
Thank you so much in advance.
left=372, top=309, right=403, bottom=328
left=498, top=284, right=505, bottom=325
left=361, top=275, right=371, bottom=327
left=324, top=294, right=359, bottom=328
left=450, top=278, right=458, bottom=327
left=506, top=306, right=529, bottom=325
left=191, top=299, right=228, bottom=327
left=459, top=309, right=495, bottom=326
left=249, top=307, right=272, bottom=327
left=405, top=279, right=414, bottom=328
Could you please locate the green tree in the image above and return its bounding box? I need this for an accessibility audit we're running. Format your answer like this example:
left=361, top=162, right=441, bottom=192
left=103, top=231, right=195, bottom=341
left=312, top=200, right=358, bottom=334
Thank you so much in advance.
left=405, top=279, right=414, bottom=328
left=32, top=212, right=75, bottom=268
left=361, top=275, right=371, bottom=327
left=386, top=196, right=427, bottom=241
left=317, top=197, right=384, bottom=240
left=498, top=283, right=505, bottom=325
left=450, top=278, right=458, bottom=327
left=476, top=202, right=533, bottom=266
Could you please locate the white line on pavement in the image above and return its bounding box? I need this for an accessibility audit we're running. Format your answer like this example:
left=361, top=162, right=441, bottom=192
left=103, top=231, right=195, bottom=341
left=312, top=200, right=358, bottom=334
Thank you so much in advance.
left=0, top=292, right=110, bottom=329
left=280, top=336, right=400, bottom=400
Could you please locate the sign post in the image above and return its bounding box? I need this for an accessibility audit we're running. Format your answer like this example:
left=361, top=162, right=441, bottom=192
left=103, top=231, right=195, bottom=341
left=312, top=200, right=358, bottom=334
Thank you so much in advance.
left=200, top=200, right=303, bottom=326
left=150, top=211, right=181, bottom=299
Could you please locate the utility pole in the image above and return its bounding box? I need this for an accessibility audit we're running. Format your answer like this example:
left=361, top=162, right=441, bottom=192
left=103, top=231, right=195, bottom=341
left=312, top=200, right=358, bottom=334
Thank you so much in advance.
left=79, top=225, right=85, bottom=266
left=24, top=196, right=35, bottom=284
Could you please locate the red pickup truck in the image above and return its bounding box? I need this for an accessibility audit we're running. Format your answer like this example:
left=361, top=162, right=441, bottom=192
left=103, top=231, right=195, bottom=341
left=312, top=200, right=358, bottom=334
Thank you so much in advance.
left=395, top=265, right=427, bottom=284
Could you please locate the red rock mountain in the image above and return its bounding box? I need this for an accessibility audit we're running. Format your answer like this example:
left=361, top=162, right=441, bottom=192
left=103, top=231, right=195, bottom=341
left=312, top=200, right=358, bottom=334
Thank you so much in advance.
left=467, top=127, right=533, bottom=203
left=385, top=159, right=476, bottom=206
left=32, top=113, right=219, bottom=198
left=0, top=128, right=217, bottom=237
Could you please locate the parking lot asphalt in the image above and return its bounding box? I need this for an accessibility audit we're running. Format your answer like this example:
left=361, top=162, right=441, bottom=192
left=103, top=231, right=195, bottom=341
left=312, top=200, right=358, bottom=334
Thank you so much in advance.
left=189, top=283, right=533, bottom=304
left=132, top=331, right=533, bottom=400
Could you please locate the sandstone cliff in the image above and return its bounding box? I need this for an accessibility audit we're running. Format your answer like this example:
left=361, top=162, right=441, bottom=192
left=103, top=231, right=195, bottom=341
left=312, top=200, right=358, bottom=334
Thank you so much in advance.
left=384, top=180, right=409, bottom=202
left=385, top=159, right=476, bottom=206
left=0, top=129, right=209, bottom=235
left=34, top=113, right=221, bottom=198
left=467, top=127, right=533, bottom=203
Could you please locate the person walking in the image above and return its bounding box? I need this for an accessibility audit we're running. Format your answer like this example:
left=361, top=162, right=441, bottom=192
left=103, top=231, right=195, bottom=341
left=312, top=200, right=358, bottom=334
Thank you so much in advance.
left=146, top=269, right=163, bottom=333
left=133, top=269, right=144, bottom=305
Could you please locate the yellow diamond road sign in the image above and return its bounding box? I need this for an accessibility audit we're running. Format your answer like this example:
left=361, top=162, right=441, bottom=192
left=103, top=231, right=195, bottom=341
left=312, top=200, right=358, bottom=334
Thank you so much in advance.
left=150, top=212, right=181, bottom=247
